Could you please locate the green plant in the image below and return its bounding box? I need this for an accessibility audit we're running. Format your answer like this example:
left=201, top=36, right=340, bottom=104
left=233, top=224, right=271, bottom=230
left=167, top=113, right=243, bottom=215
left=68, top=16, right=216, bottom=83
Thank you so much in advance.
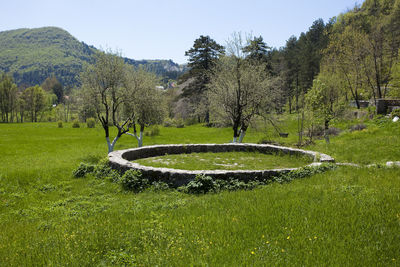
left=145, top=126, right=160, bottom=136
left=181, top=174, right=219, bottom=194
left=72, top=163, right=95, bottom=178
left=120, top=170, right=149, bottom=192
left=86, top=118, right=96, bottom=128
left=72, top=120, right=80, bottom=128
left=57, top=121, right=63, bottom=128
left=391, top=109, right=400, bottom=118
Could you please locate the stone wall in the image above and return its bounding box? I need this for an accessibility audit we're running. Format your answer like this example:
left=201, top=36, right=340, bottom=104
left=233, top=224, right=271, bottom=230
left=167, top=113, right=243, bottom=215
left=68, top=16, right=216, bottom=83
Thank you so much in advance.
left=108, top=143, right=334, bottom=187
left=376, top=99, right=400, bottom=114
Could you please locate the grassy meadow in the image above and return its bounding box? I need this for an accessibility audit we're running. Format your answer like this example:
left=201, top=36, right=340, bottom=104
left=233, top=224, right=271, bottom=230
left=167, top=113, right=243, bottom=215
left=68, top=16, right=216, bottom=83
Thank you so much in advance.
left=0, top=116, right=400, bottom=266
left=134, top=151, right=312, bottom=170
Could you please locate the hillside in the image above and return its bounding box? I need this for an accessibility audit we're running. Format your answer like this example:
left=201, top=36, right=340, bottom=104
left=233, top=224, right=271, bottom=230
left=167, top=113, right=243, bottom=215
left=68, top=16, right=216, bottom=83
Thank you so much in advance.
left=0, top=27, right=186, bottom=87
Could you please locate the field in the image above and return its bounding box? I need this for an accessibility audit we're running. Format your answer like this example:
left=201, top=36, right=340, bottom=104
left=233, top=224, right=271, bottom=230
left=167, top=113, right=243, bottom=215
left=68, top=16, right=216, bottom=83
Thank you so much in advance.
left=0, top=116, right=400, bottom=266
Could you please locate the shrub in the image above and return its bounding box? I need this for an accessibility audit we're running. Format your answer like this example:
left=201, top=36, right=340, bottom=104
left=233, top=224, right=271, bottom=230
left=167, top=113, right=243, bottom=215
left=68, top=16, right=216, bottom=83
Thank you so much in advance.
left=94, top=158, right=112, bottom=179
left=175, top=118, right=185, bottom=128
left=72, top=163, right=95, bottom=178
left=272, top=164, right=336, bottom=184
left=391, top=108, right=400, bottom=118
left=163, top=118, right=175, bottom=127
left=182, top=174, right=219, bottom=194
left=216, top=179, right=260, bottom=191
left=349, top=124, right=367, bottom=132
left=92, top=158, right=121, bottom=182
left=307, top=125, right=341, bottom=138
left=87, top=118, right=96, bottom=128
left=72, top=120, right=80, bottom=128
left=150, top=181, right=170, bottom=191
left=145, top=126, right=160, bottom=137
left=57, top=121, right=63, bottom=128
left=121, top=170, right=149, bottom=192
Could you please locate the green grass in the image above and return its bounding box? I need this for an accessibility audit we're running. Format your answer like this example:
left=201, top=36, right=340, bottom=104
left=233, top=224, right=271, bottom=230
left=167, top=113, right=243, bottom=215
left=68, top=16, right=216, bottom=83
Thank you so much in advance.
left=0, top=120, right=400, bottom=265
left=134, top=151, right=312, bottom=170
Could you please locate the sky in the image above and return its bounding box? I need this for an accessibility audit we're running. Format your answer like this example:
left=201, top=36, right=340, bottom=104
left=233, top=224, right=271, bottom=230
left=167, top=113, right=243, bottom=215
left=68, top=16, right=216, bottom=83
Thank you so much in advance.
left=1, top=0, right=361, bottom=64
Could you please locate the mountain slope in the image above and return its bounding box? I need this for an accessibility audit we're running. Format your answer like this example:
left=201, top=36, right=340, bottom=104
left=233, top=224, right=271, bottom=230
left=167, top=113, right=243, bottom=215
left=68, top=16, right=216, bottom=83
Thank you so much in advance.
left=0, top=27, right=185, bottom=87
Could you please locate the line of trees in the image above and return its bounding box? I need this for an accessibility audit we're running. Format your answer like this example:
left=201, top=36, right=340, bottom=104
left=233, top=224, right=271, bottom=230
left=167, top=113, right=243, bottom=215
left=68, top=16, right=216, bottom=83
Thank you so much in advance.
left=0, top=73, right=54, bottom=123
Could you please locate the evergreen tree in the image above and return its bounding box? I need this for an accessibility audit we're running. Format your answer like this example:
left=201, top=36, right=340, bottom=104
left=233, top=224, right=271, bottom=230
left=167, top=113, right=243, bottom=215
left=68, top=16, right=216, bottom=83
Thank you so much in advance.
left=183, top=35, right=224, bottom=122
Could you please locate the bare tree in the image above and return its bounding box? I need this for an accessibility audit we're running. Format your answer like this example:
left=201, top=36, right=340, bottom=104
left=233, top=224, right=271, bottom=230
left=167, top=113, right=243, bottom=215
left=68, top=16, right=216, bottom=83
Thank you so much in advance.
left=208, top=33, right=274, bottom=143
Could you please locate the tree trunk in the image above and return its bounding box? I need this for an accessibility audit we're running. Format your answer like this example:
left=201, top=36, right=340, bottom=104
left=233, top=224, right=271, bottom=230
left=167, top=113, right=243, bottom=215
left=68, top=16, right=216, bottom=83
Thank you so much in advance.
left=238, top=130, right=246, bottom=143
left=324, top=119, right=330, bottom=144
left=106, top=136, right=119, bottom=153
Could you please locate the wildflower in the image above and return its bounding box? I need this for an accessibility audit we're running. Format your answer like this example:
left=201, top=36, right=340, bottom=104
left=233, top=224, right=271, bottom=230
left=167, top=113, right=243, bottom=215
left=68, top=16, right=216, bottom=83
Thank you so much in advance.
left=266, top=241, right=270, bottom=244
left=287, top=236, right=290, bottom=240
left=281, top=249, right=285, bottom=252
left=251, top=251, right=255, bottom=255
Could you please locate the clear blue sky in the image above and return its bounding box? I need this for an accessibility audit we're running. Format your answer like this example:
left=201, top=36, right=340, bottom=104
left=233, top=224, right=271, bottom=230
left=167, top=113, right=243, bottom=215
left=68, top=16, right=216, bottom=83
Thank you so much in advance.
left=1, top=0, right=360, bottom=64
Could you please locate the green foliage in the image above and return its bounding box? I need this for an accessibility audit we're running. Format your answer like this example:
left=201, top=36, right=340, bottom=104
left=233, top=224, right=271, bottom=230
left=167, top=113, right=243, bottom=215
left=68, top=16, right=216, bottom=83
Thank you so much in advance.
left=86, top=118, right=95, bottom=128
left=57, top=121, right=63, bottom=128
left=22, top=85, right=46, bottom=122
left=181, top=174, right=219, bottom=194
left=144, top=125, right=160, bottom=136
left=272, top=164, right=336, bottom=184
left=391, top=108, right=400, bottom=118
left=163, top=118, right=184, bottom=128
left=120, top=170, right=149, bottom=192
left=72, top=163, right=95, bottom=178
left=0, top=73, right=18, bottom=122
left=72, top=120, right=80, bottom=128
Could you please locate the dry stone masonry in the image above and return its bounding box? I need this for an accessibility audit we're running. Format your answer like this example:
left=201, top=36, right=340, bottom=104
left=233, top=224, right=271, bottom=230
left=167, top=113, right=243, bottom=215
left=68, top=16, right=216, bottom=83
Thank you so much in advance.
left=108, top=143, right=334, bottom=187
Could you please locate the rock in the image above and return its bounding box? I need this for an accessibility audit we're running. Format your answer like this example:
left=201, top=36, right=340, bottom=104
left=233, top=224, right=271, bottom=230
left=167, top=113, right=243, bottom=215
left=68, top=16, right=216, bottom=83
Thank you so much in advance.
left=386, top=161, right=400, bottom=167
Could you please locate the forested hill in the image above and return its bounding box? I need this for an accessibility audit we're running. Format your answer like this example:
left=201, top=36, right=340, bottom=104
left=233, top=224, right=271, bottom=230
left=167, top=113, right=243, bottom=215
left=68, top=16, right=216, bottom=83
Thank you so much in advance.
left=0, top=27, right=185, bottom=88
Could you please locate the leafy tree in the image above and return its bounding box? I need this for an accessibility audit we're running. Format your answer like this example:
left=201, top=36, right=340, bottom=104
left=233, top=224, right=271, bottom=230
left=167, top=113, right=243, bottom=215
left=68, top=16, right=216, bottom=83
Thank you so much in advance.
left=41, top=76, right=63, bottom=104
left=324, top=27, right=369, bottom=108
left=81, top=51, right=131, bottom=153
left=305, top=70, right=346, bottom=144
left=183, top=35, right=224, bottom=122
left=0, top=73, right=18, bottom=122
left=390, top=51, right=400, bottom=97
left=124, top=67, right=166, bottom=147
left=22, top=85, right=46, bottom=122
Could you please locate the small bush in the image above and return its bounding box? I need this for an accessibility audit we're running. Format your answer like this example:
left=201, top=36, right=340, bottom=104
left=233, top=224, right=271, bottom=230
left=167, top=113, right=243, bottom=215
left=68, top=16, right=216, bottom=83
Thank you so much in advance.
left=72, top=163, right=95, bottom=178
left=121, top=170, right=149, bottom=192
left=92, top=158, right=121, bottom=182
left=216, top=179, right=260, bottom=191
left=94, top=158, right=112, bottom=179
left=145, top=126, right=160, bottom=137
left=72, top=120, right=80, bottom=128
left=391, top=108, right=400, bottom=118
left=57, top=121, right=63, bottom=128
left=349, top=124, right=367, bottom=132
left=150, top=181, right=170, bottom=191
left=175, top=118, right=185, bottom=128
left=182, top=174, right=219, bottom=194
left=163, top=118, right=175, bottom=127
left=307, top=125, right=341, bottom=138
left=87, top=118, right=96, bottom=128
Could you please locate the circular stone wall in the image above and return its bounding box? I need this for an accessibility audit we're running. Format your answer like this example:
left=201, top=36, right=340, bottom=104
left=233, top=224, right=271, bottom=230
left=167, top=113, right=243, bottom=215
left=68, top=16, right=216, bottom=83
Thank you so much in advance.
left=108, top=143, right=334, bottom=187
